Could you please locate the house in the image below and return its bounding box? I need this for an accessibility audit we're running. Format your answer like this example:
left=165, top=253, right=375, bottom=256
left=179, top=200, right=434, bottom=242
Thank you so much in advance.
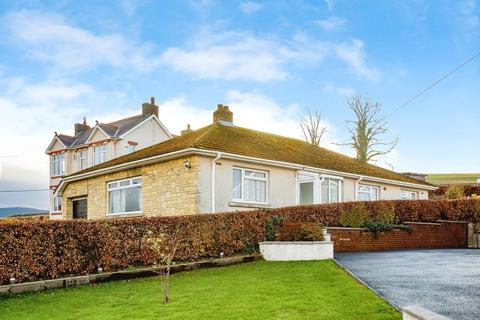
left=46, top=98, right=172, bottom=219
left=54, top=104, right=436, bottom=219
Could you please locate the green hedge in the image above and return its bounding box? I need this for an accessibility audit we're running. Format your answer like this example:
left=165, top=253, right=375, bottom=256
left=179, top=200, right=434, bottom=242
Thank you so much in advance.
left=1, top=199, right=479, bottom=285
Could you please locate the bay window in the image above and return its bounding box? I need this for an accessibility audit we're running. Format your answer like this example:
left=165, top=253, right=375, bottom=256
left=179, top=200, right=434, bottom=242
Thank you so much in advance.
left=93, top=144, right=107, bottom=165
left=321, top=178, right=341, bottom=203
left=52, top=154, right=65, bottom=176
left=108, top=177, right=142, bottom=215
left=400, top=190, right=417, bottom=200
left=232, top=167, right=268, bottom=203
left=357, top=184, right=379, bottom=201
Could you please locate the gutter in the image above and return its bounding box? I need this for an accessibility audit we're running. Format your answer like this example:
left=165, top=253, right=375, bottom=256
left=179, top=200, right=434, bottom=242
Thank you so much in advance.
left=211, top=153, right=222, bottom=213
left=55, top=147, right=436, bottom=197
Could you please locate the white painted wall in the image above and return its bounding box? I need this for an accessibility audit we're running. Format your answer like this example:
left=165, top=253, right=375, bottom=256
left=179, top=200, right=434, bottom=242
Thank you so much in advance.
left=197, top=155, right=430, bottom=214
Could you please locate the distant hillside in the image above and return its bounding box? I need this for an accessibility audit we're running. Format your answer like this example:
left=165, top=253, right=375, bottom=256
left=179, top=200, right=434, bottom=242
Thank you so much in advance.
left=0, top=207, right=48, bottom=218
left=426, top=173, right=480, bottom=186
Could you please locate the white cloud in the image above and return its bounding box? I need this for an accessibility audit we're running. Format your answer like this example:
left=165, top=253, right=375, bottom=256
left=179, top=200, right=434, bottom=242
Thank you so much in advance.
left=460, top=0, right=479, bottom=27
left=3, top=10, right=161, bottom=72
left=121, top=0, right=149, bottom=16
left=335, top=39, right=381, bottom=81
left=315, top=16, right=348, bottom=31
left=324, top=0, right=334, bottom=11
left=161, top=31, right=379, bottom=82
left=153, top=90, right=339, bottom=149
left=240, top=1, right=263, bottom=14
left=322, top=82, right=355, bottom=96
left=161, top=31, right=292, bottom=82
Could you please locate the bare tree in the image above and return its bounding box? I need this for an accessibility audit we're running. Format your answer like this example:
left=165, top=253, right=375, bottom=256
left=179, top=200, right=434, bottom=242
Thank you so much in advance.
left=342, top=95, right=398, bottom=163
left=299, top=109, right=328, bottom=146
left=144, top=223, right=184, bottom=304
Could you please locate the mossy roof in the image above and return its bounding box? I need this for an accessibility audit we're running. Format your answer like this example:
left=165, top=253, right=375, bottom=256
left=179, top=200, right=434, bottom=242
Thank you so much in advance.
left=69, top=123, right=430, bottom=186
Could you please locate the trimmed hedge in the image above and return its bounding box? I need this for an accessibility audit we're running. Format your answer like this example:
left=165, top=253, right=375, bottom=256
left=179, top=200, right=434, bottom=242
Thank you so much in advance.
left=430, top=185, right=480, bottom=198
left=1, top=199, right=480, bottom=285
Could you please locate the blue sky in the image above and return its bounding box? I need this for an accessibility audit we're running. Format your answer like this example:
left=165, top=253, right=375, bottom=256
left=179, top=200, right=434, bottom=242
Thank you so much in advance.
left=0, top=0, right=479, bottom=209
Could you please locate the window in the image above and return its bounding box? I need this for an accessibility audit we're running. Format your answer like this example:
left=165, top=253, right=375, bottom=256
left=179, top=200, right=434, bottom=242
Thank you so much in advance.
left=52, top=154, right=65, bottom=176
left=108, top=177, right=142, bottom=215
left=80, top=150, right=88, bottom=170
left=321, top=178, right=341, bottom=203
left=93, top=145, right=107, bottom=165
left=127, top=144, right=136, bottom=154
left=357, top=184, right=379, bottom=201
left=299, top=181, right=314, bottom=205
left=53, top=196, right=62, bottom=212
left=232, top=168, right=267, bottom=203
left=400, top=190, right=417, bottom=200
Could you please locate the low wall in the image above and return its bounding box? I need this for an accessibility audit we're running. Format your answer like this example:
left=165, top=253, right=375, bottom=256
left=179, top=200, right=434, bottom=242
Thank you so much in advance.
left=328, top=221, right=468, bottom=253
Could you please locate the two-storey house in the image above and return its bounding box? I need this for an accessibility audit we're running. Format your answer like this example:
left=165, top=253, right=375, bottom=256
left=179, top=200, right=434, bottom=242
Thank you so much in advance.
left=45, top=98, right=172, bottom=219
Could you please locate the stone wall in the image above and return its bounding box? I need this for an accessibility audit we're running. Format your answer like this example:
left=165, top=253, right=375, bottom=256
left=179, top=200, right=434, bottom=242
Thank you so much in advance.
left=61, top=156, right=200, bottom=219
left=328, top=221, right=468, bottom=252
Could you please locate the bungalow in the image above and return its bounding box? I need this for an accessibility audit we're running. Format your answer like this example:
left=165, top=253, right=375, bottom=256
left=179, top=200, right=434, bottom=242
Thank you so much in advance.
left=54, top=104, right=436, bottom=219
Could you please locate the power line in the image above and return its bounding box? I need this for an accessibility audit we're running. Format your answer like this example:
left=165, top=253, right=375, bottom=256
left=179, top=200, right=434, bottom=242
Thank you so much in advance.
left=389, top=50, right=480, bottom=115
left=0, top=189, right=50, bottom=193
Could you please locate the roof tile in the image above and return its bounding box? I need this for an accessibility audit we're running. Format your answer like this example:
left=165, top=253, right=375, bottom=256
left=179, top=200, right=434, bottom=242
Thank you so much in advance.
left=67, top=123, right=430, bottom=186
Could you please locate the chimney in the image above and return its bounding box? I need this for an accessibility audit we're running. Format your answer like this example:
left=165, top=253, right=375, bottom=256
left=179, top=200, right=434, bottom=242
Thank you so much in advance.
left=181, top=124, right=193, bottom=135
left=142, top=96, right=159, bottom=117
left=213, top=104, right=233, bottom=126
left=74, top=117, right=90, bottom=136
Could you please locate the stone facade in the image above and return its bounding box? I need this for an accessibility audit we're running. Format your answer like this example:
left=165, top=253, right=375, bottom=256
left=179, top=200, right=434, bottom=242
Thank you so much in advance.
left=61, top=156, right=200, bottom=219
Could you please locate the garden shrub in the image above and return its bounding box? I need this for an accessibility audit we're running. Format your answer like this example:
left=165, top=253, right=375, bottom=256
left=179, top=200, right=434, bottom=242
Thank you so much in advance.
left=1, top=198, right=480, bottom=284
left=445, top=185, right=465, bottom=199
left=339, top=204, right=369, bottom=228
left=276, top=222, right=324, bottom=241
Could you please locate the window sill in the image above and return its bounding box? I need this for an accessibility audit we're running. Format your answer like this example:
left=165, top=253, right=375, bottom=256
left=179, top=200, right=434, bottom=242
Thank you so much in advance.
left=106, top=212, right=143, bottom=218
left=50, top=211, right=62, bottom=215
left=228, top=202, right=271, bottom=209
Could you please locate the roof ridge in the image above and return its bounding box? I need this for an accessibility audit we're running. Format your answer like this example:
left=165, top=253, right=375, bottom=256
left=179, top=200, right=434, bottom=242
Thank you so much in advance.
left=106, top=113, right=143, bottom=125
left=189, top=123, right=216, bottom=148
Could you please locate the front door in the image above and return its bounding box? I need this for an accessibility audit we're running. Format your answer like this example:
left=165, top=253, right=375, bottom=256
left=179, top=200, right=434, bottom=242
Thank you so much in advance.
left=73, top=198, right=87, bottom=219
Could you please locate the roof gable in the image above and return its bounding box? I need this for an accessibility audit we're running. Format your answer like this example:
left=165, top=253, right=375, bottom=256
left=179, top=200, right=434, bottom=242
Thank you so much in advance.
left=45, top=136, right=67, bottom=153
left=85, top=125, right=111, bottom=143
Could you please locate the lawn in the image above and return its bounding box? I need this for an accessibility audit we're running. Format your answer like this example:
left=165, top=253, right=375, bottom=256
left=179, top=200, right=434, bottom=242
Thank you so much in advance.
left=0, top=260, right=400, bottom=320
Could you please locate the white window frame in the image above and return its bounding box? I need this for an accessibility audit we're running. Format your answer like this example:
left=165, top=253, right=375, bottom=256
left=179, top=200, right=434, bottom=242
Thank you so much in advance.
left=357, top=184, right=380, bottom=201
left=400, top=190, right=418, bottom=200
left=93, top=144, right=108, bottom=165
left=297, top=172, right=320, bottom=205
left=127, top=144, right=136, bottom=154
left=52, top=153, right=65, bottom=176
left=321, top=176, right=343, bottom=204
left=53, top=196, right=62, bottom=212
left=80, top=150, right=88, bottom=170
left=232, top=167, right=268, bottom=204
left=107, top=177, right=142, bottom=216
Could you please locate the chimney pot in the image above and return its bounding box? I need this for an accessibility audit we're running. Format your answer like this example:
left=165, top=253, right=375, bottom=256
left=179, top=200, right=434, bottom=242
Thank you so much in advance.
left=142, top=97, right=159, bottom=117
left=181, top=123, right=193, bottom=135
left=213, top=104, right=233, bottom=126
left=142, top=97, right=158, bottom=117
left=75, top=117, right=91, bottom=135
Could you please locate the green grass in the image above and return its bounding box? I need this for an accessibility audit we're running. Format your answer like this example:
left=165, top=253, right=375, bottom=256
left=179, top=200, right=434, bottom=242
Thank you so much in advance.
left=426, top=173, right=480, bottom=185
left=0, top=260, right=400, bottom=320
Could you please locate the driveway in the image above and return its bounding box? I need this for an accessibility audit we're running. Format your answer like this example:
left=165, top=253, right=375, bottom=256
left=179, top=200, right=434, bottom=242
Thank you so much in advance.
left=335, top=249, right=480, bottom=320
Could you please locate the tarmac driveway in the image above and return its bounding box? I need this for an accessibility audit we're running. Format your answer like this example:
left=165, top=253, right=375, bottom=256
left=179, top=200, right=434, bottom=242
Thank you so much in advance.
left=335, top=249, right=480, bottom=320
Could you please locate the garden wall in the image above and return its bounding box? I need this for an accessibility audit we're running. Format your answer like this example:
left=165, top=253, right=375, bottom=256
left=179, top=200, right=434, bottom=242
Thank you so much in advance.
left=329, top=221, right=468, bottom=252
